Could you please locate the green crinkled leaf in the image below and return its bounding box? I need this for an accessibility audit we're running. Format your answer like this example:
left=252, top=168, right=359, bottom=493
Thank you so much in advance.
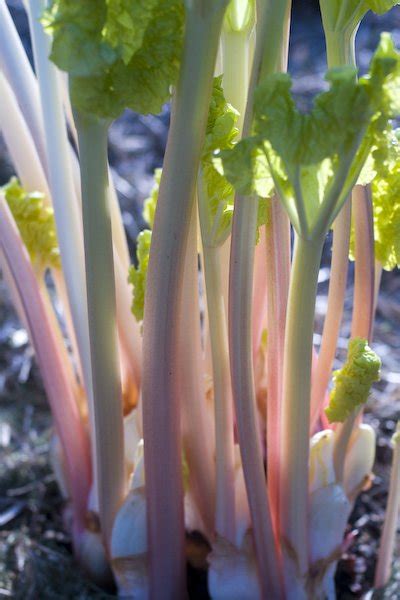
left=254, top=67, right=369, bottom=171
left=43, top=1, right=116, bottom=78
left=222, top=34, right=400, bottom=238
left=143, top=168, right=162, bottom=229
left=371, top=128, right=400, bottom=269
left=319, top=0, right=399, bottom=34
left=204, top=76, right=239, bottom=155
left=103, top=0, right=158, bottom=64
left=350, top=126, right=400, bottom=270
left=325, top=338, right=381, bottom=423
left=128, top=229, right=152, bottom=322
left=220, top=137, right=275, bottom=198
left=2, top=178, right=60, bottom=271
left=45, top=0, right=184, bottom=119
left=200, top=76, right=239, bottom=246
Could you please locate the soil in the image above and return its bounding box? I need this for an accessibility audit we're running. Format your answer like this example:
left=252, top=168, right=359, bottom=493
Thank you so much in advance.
left=0, top=1, right=400, bottom=598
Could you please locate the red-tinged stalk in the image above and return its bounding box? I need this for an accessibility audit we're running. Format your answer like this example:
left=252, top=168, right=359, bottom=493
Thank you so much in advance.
left=74, top=112, right=124, bottom=548
left=333, top=186, right=375, bottom=481
left=141, top=4, right=228, bottom=596
left=252, top=227, right=268, bottom=360
left=310, top=201, right=351, bottom=431
left=265, top=197, right=291, bottom=533
left=0, top=0, right=47, bottom=172
left=310, top=29, right=356, bottom=430
left=370, top=260, right=383, bottom=341
left=114, top=251, right=142, bottom=393
left=199, top=203, right=236, bottom=542
left=351, top=185, right=375, bottom=341
left=228, top=1, right=291, bottom=595
left=279, top=235, right=324, bottom=594
left=0, top=195, right=91, bottom=542
left=262, top=11, right=292, bottom=533
left=108, top=177, right=131, bottom=279
left=373, top=261, right=383, bottom=317
left=180, top=203, right=216, bottom=536
left=26, top=0, right=93, bottom=412
left=218, top=7, right=254, bottom=354
left=374, top=423, right=400, bottom=589
left=230, top=194, right=282, bottom=599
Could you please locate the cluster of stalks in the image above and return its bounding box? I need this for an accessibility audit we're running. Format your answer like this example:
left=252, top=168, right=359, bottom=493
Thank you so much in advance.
left=0, top=1, right=400, bottom=598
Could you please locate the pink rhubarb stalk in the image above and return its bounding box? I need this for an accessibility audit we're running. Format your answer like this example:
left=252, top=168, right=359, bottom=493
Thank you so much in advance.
left=180, top=204, right=216, bottom=536
left=0, top=195, right=91, bottom=541
left=310, top=201, right=351, bottom=431
left=141, top=3, right=228, bottom=596
left=265, top=197, right=291, bottom=532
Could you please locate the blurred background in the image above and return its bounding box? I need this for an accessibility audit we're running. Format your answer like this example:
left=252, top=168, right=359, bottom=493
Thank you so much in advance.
left=0, top=1, right=399, bottom=598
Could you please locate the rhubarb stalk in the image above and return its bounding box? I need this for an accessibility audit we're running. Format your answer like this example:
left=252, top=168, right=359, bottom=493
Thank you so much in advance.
left=141, top=3, right=228, bottom=596
left=74, top=112, right=124, bottom=547
left=0, top=194, right=91, bottom=543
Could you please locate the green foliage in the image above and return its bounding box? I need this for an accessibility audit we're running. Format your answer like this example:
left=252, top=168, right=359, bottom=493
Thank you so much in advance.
left=200, top=76, right=273, bottom=246
left=2, top=178, right=60, bottom=272
left=143, top=169, right=162, bottom=229
left=319, top=0, right=400, bottom=34
left=103, top=0, right=159, bottom=65
left=200, top=76, right=239, bottom=247
left=128, top=229, right=152, bottom=322
left=325, top=338, right=381, bottom=423
left=221, top=35, right=400, bottom=239
left=350, top=127, right=400, bottom=270
left=44, top=0, right=184, bottom=119
left=219, top=137, right=274, bottom=198
left=371, top=129, right=400, bottom=270
left=223, top=0, right=255, bottom=33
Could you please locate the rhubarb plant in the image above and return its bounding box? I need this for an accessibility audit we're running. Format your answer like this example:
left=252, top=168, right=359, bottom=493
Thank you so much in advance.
left=1, top=0, right=400, bottom=598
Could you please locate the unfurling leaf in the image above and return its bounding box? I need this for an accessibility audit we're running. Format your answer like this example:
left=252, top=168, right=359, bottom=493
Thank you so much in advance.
left=325, top=338, right=381, bottom=423
left=128, top=230, right=152, bottom=322
left=2, top=178, right=60, bottom=272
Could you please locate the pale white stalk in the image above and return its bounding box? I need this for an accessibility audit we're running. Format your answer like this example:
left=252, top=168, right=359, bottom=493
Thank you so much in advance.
left=0, top=73, right=50, bottom=197
left=57, top=69, right=132, bottom=276
left=343, top=424, right=375, bottom=500
left=201, top=239, right=236, bottom=542
left=74, top=111, right=124, bottom=548
left=26, top=0, right=92, bottom=409
left=222, top=28, right=250, bottom=132
left=0, top=71, right=83, bottom=387
left=0, top=0, right=47, bottom=171
left=375, top=423, right=400, bottom=589
left=68, top=141, right=142, bottom=390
